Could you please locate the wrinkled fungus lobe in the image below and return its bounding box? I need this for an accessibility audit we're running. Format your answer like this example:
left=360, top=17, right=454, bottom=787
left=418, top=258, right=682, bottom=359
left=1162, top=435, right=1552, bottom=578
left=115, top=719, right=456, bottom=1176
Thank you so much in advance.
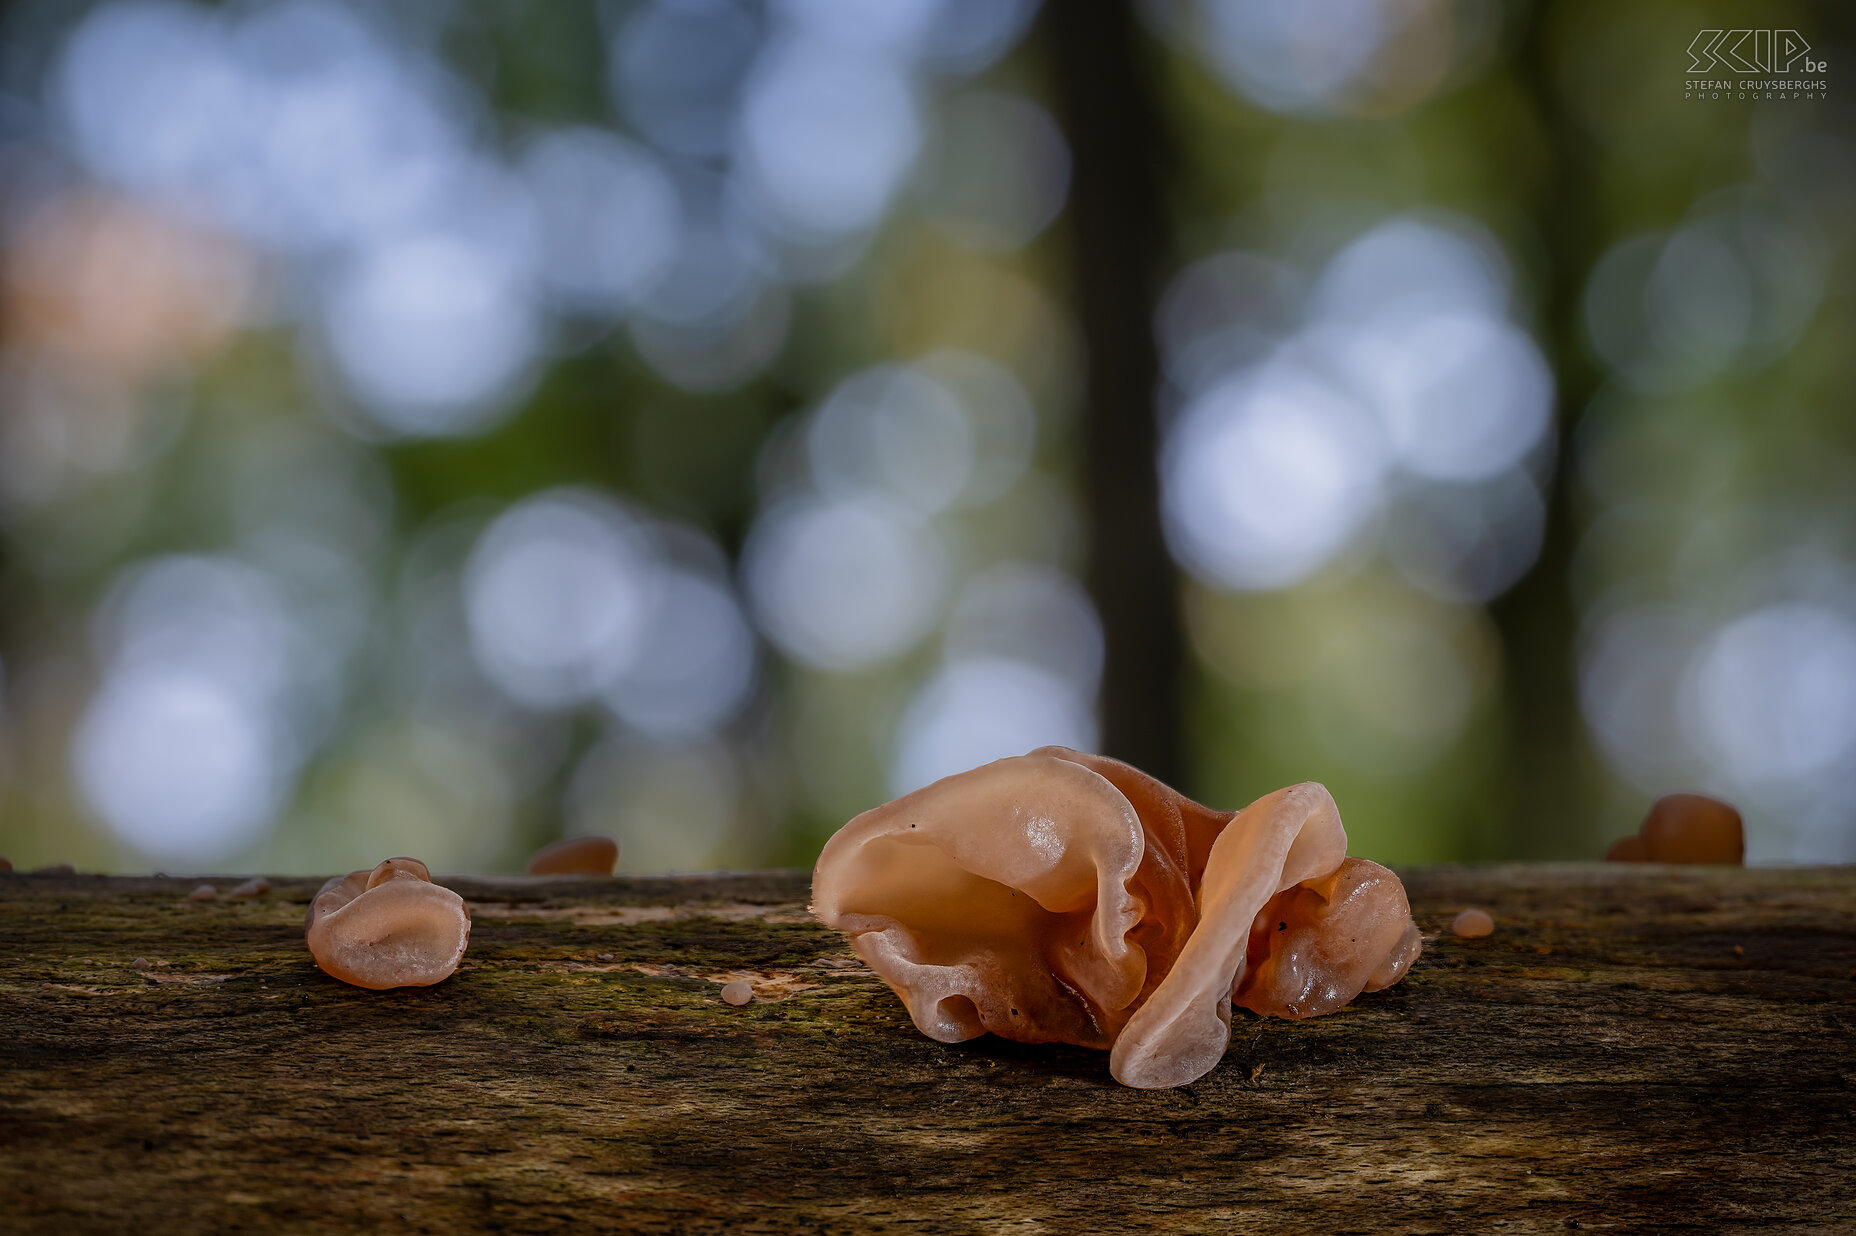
left=525, top=834, right=619, bottom=876
left=1605, top=793, right=1744, bottom=865
left=305, top=857, right=471, bottom=990
left=811, top=747, right=1421, bottom=1089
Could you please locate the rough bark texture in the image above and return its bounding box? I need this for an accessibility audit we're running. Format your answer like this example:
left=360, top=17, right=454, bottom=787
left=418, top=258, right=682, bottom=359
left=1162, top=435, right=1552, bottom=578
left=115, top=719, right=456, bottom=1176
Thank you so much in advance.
left=2, top=865, right=1852, bottom=1234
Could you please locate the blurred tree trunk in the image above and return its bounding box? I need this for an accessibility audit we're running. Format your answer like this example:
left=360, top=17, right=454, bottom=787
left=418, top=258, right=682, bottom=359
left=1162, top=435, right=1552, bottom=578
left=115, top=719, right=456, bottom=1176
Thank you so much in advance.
left=1042, top=0, right=1183, bottom=788
left=1487, top=0, right=1605, bottom=859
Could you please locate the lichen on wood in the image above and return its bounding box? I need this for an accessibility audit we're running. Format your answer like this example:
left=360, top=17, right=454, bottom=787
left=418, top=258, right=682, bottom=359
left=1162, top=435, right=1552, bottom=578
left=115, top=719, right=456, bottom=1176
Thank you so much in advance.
left=2, top=865, right=1853, bottom=1233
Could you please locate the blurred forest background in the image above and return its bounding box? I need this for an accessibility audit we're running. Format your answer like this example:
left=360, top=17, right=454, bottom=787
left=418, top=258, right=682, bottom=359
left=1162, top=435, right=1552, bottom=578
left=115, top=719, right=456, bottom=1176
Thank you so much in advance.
left=0, top=0, right=1851, bottom=876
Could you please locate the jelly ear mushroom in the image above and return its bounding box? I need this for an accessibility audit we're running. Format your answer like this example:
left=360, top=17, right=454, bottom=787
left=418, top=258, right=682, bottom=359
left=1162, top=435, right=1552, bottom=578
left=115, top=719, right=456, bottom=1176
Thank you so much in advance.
left=525, top=834, right=619, bottom=876
left=1605, top=793, right=1744, bottom=865
left=1109, top=782, right=1350, bottom=1089
left=812, top=752, right=1158, bottom=1052
left=1233, top=857, right=1424, bottom=1018
left=813, top=753, right=1423, bottom=1090
left=305, top=857, right=470, bottom=989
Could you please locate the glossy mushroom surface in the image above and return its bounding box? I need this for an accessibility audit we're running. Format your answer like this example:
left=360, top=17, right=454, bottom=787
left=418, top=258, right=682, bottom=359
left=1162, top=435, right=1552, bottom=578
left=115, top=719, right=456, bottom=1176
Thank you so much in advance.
left=1605, top=793, right=1744, bottom=865
left=525, top=834, right=620, bottom=876
left=811, top=748, right=1421, bottom=1089
left=305, top=857, right=471, bottom=990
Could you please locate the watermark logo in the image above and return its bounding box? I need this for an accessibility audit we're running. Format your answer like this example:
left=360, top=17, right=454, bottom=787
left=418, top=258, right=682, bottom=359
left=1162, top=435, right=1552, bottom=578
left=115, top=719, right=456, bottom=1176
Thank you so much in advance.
left=1686, top=30, right=1819, bottom=75
left=1685, top=29, right=1828, bottom=100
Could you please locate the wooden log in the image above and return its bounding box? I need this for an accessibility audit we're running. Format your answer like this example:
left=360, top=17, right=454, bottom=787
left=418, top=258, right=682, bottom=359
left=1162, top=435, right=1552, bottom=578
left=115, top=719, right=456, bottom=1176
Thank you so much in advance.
left=2, top=865, right=1852, bottom=1233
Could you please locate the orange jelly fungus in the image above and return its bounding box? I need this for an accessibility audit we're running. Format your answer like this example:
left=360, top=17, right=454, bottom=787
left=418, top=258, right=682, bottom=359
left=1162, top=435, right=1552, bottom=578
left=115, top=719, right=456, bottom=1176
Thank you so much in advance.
left=812, top=747, right=1422, bottom=1090
left=304, top=857, right=471, bottom=990
left=1605, top=793, right=1744, bottom=865
left=524, top=835, right=619, bottom=876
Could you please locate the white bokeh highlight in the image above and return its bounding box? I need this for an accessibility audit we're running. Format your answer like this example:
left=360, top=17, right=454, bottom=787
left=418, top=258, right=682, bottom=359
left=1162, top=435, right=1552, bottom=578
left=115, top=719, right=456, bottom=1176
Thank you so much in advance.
left=322, top=225, right=542, bottom=435
left=463, top=492, right=655, bottom=710
left=1161, top=214, right=1553, bottom=596
left=1163, top=362, right=1388, bottom=590
left=743, top=494, right=945, bottom=670
left=891, top=656, right=1097, bottom=796
left=603, top=568, right=758, bottom=739
left=736, top=42, right=921, bottom=240
left=1684, top=605, right=1856, bottom=789
left=520, top=127, right=682, bottom=315
left=73, top=555, right=301, bottom=861
left=808, top=366, right=973, bottom=516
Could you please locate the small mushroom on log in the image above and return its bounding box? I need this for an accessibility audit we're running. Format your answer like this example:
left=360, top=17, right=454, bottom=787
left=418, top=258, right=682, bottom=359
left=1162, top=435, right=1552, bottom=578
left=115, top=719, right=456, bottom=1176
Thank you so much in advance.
left=1451, top=908, right=1495, bottom=938
left=1605, top=793, right=1744, bottom=865
left=524, top=835, right=619, bottom=876
left=305, top=858, right=470, bottom=990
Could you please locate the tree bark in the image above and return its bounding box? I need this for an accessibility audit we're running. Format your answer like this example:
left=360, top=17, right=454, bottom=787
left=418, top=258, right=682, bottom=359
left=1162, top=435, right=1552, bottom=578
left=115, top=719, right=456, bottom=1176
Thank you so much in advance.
left=1487, top=0, right=1608, bottom=859
left=1043, top=0, right=1184, bottom=789
left=3, top=865, right=1852, bottom=1233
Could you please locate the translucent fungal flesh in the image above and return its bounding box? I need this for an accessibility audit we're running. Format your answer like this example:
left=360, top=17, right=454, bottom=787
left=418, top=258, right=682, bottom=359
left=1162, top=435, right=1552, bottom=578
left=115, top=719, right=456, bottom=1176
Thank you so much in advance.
left=1451, top=908, right=1495, bottom=938
left=525, top=835, right=620, bottom=876
left=811, top=748, right=1422, bottom=1090
left=1605, top=793, right=1744, bottom=865
left=720, top=980, right=753, bottom=1006
left=304, top=857, right=471, bottom=990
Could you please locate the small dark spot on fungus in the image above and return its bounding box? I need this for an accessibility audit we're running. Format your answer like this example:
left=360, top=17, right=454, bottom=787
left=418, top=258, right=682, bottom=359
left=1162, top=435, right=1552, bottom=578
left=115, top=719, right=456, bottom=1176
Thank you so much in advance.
left=1605, top=792, right=1744, bottom=864
left=720, top=980, right=753, bottom=1006
left=186, top=883, right=217, bottom=902
left=1451, top=908, right=1495, bottom=939
left=524, top=834, right=618, bottom=876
